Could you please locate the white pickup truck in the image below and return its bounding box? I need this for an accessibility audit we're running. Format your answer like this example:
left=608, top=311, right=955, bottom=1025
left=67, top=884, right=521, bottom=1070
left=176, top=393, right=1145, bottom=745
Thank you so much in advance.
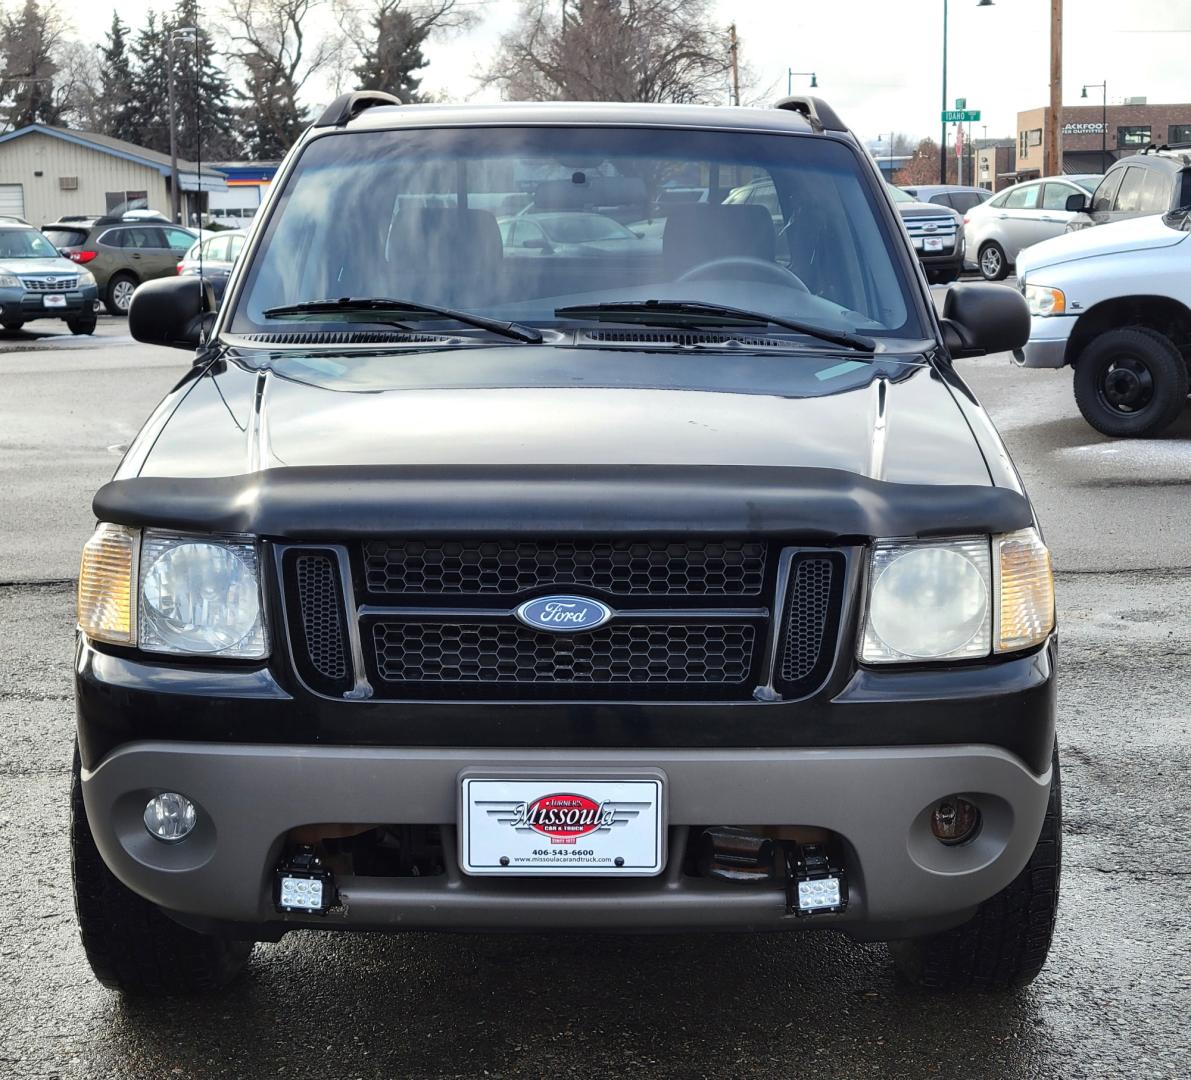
left=1015, top=209, right=1191, bottom=437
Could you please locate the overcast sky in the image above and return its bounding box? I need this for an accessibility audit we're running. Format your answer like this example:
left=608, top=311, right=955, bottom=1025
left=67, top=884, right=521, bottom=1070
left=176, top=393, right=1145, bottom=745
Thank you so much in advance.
left=57, top=0, right=1191, bottom=144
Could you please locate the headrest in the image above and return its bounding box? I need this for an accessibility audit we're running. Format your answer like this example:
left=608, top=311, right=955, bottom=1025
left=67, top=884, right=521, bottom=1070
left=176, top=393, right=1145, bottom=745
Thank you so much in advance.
left=389, top=206, right=503, bottom=269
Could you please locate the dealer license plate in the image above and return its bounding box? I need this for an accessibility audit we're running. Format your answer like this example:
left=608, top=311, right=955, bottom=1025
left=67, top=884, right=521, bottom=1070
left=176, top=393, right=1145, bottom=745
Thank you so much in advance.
left=923, top=237, right=945, bottom=252
left=43, top=294, right=66, bottom=308
left=460, top=777, right=664, bottom=876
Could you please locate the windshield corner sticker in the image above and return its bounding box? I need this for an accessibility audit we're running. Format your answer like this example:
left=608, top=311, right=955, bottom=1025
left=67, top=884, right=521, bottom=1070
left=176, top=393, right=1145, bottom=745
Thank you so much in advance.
left=514, top=594, right=613, bottom=633
left=815, top=359, right=871, bottom=382
left=463, top=778, right=663, bottom=875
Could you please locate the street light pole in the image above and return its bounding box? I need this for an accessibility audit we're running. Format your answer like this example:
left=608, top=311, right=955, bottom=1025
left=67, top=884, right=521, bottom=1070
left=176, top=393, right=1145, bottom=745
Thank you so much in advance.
left=1082, top=81, right=1107, bottom=169
left=942, top=1, right=995, bottom=184
left=787, top=69, right=818, bottom=95
left=167, top=27, right=198, bottom=224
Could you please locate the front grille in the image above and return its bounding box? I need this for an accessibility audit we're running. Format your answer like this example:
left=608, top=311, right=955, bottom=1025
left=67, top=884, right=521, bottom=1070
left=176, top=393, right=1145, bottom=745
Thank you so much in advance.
left=283, top=549, right=353, bottom=695
left=372, top=621, right=756, bottom=686
left=22, top=275, right=78, bottom=291
left=773, top=553, right=846, bottom=697
left=363, top=539, right=768, bottom=598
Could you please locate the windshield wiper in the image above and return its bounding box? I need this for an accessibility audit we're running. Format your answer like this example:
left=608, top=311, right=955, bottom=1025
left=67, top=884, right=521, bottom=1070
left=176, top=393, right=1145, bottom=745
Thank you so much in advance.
left=262, top=296, right=543, bottom=344
left=554, top=299, right=876, bottom=353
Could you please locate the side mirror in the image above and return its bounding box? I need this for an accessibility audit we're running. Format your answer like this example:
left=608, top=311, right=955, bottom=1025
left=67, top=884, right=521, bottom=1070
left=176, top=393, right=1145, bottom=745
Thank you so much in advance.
left=939, top=282, right=1030, bottom=358
left=129, top=276, right=217, bottom=350
left=521, top=237, right=553, bottom=252
left=1065, top=192, right=1090, bottom=213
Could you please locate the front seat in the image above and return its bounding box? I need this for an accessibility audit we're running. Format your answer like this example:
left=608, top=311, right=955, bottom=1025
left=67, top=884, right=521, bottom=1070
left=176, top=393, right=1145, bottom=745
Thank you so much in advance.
left=662, top=203, right=776, bottom=279
left=386, top=207, right=504, bottom=306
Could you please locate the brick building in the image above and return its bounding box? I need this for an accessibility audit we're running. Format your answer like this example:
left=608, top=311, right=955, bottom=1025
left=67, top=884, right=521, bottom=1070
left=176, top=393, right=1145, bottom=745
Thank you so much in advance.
left=1016, top=100, right=1191, bottom=179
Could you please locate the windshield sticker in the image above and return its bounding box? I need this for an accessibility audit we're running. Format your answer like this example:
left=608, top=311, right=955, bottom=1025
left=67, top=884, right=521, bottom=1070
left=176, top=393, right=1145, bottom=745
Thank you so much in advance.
left=815, top=360, right=870, bottom=381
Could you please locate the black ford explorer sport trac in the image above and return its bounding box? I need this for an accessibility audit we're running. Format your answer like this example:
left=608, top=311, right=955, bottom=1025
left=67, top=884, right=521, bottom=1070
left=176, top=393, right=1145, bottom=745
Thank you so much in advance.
left=72, top=93, right=1058, bottom=996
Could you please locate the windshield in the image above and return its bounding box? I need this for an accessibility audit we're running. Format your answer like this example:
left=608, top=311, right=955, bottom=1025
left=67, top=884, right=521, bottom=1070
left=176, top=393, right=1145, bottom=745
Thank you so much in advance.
left=0, top=228, right=63, bottom=259
left=230, top=126, right=922, bottom=341
left=42, top=228, right=87, bottom=249
left=887, top=186, right=918, bottom=204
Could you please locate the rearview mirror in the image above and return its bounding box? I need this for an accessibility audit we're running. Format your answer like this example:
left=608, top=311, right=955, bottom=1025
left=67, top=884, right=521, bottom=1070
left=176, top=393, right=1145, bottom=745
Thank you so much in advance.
left=1065, top=192, right=1089, bottom=212
left=129, top=276, right=217, bottom=350
left=939, top=282, right=1029, bottom=358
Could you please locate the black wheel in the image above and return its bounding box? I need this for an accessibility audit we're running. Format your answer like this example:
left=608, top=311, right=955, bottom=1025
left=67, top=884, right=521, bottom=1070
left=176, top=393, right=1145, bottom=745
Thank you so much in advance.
left=105, top=272, right=137, bottom=316
left=927, top=268, right=960, bottom=286
left=1073, top=327, right=1189, bottom=437
left=2, top=320, right=23, bottom=331
left=71, top=745, right=253, bottom=995
left=890, top=743, right=1061, bottom=992
left=67, top=315, right=97, bottom=335
left=978, top=242, right=1009, bottom=281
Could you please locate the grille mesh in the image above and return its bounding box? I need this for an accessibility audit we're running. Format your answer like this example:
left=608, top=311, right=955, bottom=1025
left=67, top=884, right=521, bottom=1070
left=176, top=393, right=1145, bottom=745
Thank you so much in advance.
left=295, top=553, right=348, bottom=682
left=373, top=621, right=755, bottom=685
left=363, top=539, right=767, bottom=597
left=779, top=557, right=836, bottom=687
left=22, top=275, right=78, bottom=291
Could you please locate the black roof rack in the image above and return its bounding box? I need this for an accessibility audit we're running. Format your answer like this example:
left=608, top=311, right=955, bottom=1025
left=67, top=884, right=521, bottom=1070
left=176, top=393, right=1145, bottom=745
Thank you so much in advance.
left=314, top=90, right=402, bottom=129
left=773, top=95, right=846, bottom=133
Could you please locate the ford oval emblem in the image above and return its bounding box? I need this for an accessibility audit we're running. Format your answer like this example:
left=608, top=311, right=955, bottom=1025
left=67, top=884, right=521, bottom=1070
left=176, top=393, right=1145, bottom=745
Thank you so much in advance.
left=515, top=595, right=613, bottom=633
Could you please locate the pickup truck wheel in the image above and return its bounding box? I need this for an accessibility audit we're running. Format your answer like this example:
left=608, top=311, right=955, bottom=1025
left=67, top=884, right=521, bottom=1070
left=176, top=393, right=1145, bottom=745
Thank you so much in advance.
left=1073, top=327, right=1190, bottom=438
left=70, top=746, right=253, bottom=995
left=889, top=742, right=1061, bottom=992
left=978, top=242, right=1008, bottom=281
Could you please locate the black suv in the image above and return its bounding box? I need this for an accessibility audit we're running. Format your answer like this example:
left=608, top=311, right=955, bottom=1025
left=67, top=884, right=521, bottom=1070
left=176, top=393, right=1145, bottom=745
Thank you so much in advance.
left=1067, top=147, right=1191, bottom=230
left=74, top=94, right=1057, bottom=998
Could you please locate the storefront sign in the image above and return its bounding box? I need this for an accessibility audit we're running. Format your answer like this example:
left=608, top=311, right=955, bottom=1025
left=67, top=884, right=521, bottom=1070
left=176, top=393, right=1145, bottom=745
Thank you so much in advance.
left=1063, top=122, right=1106, bottom=135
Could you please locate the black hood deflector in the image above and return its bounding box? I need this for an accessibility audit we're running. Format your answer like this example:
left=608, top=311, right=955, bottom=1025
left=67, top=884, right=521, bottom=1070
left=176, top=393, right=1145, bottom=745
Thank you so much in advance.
left=94, top=465, right=1031, bottom=541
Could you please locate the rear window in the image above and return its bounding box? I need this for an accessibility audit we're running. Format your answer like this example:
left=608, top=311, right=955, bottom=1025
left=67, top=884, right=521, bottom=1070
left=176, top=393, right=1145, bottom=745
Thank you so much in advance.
left=43, top=228, right=87, bottom=248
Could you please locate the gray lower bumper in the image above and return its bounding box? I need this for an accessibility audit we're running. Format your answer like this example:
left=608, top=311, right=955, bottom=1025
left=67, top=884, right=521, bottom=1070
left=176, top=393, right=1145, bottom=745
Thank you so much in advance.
left=82, top=742, right=1052, bottom=937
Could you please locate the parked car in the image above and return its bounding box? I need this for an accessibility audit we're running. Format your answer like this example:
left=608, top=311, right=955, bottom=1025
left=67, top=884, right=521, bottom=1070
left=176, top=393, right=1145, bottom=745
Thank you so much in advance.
left=0, top=221, right=98, bottom=334
left=900, top=184, right=993, bottom=214
left=41, top=215, right=198, bottom=316
left=76, top=93, right=1057, bottom=999
left=177, top=229, right=248, bottom=300
left=962, top=175, right=1101, bottom=281
left=887, top=185, right=964, bottom=284
left=1065, top=149, right=1191, bottom=233
left=1015, top=208, right=1191, bottom=437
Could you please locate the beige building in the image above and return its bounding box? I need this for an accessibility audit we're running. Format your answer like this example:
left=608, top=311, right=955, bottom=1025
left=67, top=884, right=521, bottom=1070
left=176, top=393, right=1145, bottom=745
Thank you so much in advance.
left=0, top=124, right=226, bottom=226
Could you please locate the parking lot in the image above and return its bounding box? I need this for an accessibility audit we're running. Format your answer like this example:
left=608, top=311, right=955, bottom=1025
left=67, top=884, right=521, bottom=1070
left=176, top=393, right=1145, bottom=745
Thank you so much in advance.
left=1, top=312, right=1189, bottom=1079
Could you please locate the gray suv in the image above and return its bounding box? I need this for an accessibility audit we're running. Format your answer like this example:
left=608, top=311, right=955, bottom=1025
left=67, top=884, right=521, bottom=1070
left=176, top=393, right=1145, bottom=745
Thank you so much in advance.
left=1067, top=148, right=1191, bottom=231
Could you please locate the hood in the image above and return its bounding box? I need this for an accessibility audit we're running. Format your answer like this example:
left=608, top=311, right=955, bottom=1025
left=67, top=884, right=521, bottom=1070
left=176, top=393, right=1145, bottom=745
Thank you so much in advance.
left=1017, top=213, right=1188, bottom=276
left=0, top=256, right=80, bottom=276
left=896, top=203, right=961, bottom=222
left=130, top=347, right=993, bottom=489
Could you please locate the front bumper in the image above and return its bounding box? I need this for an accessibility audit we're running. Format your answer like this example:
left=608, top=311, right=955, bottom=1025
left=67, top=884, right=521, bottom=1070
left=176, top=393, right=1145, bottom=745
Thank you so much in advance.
left=1013, top=315, right=1076, bottom=368
left=82, top=740, right=1052, bottom=938
left=0, top=285, right=97, bottom=321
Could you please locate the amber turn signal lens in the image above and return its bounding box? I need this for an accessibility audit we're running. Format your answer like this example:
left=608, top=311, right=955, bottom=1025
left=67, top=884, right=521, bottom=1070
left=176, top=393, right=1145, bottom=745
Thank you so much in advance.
left=77, top=523, right=139, bottom=644
left=994, top=528, right=1054, bottom=654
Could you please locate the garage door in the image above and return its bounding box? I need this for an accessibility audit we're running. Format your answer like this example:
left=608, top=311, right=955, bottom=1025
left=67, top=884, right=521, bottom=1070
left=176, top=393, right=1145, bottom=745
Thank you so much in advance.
left=0, top=184, right=24, bottom=219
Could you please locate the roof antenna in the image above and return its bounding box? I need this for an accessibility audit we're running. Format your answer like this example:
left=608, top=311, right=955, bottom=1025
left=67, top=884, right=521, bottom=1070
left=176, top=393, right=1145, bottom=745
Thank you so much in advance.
left=193, top=24, right=205, bottom=343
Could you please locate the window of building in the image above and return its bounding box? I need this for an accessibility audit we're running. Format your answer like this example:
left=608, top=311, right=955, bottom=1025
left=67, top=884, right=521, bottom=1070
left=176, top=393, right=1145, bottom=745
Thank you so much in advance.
left=1117, top=126, right=1152, bottom=148
left=1028, top=128, right=1043, bottom=147
left=104, top=190, right=149, bottom=213
left=1169, top=124, right=1191, bottom=145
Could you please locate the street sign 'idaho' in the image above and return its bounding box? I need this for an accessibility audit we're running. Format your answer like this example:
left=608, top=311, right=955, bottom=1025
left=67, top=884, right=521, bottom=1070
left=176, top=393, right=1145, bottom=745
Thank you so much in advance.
left=942, top=109, right=981, bottom=123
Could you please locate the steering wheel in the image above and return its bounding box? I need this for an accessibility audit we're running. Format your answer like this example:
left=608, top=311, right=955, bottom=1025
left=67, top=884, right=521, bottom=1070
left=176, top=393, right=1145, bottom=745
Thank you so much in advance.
left=677, top=256, right=809, bottom=292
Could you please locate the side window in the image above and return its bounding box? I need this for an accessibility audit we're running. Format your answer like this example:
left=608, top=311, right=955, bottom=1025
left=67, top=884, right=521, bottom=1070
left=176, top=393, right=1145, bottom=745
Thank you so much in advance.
left=163, top=227, right=195, bottom=252
left=1041, top=183, right=1075, bottom=211
left=498, top=218, right=516, bottom=245
left=228, top=235, right=246, bottom=261
left=950, top=193, right=981, bottom=213
left=518, top=219, right=545, bottom=246
left=987, top=189, right=1011, bottom=208
left=125, top=227, right=163, bottom=249
left=99, top=228, right=126, bottom=248
left=1091, top=169, right=1124, bottom=212
left=1139, top=168, right=1172, bottom=214
left=929, top=194, right=954, bottom=208
left=204, top=236, right=230, bottom=262
left=1113, top=167, right=1147, bottom=212
left=1003, top=184, right=1040, bottom=210
left=1179, top=171, right=1191, bottom=210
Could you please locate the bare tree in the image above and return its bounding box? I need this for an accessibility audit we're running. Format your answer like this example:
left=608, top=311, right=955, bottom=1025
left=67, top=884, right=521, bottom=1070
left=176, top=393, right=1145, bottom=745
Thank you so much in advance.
left=224, top=0, right=348, bottom=157
left=487, top=0, right=731, bottom=104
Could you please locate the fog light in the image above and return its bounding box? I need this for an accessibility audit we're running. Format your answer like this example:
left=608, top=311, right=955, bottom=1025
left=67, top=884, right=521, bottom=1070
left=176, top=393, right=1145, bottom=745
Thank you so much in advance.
left=278, top=875, right=325, bottom=912
left=275, top=845, right=333, bottom=914
left=931, top=797, right=981, bottom=845
left=143, top=792, right=196, bottom=843
left=784, top=841, right=848, bottom=916
left=797, top=876, right=842, bottom=912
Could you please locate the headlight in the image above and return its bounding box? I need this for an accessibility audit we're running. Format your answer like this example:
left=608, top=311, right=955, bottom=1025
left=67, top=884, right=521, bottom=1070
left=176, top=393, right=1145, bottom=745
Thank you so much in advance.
left=1024, top=284, right=1066, bottom=316
left=861, top=528, right=1054, bottom=664
left=77, top=269, right=96, bottom=288
left=139, top=531, right=267, bottom=657
left=77, top=524, right=268, bottom=658
left=0, top=273, right=21, bottom=288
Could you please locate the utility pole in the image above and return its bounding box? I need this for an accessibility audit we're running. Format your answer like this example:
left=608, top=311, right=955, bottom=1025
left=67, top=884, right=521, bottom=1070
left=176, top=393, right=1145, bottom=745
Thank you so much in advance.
left=939, top=0, right=948, bottom=183
left=1047, top=0, right=1063, bottom=176
left=728, top=23, right=740, bottom=106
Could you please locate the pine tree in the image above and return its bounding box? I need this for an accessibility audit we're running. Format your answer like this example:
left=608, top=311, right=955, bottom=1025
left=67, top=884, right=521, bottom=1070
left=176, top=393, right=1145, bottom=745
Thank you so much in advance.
left=353, top=2, right=431, bottom=104
left=128, top=12, right=170, bottom=151
left=166, top=0, right=241, bottom=161
left=237, top=55, right=306, bottom=159
left=1, top=0, right=63, bottom=129
left=95, top=12, right=136, bottom=141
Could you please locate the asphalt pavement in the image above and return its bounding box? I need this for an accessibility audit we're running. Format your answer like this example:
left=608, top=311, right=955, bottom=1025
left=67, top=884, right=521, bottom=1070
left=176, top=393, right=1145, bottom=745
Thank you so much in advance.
left=1, top=315, right=1189, bottom=1079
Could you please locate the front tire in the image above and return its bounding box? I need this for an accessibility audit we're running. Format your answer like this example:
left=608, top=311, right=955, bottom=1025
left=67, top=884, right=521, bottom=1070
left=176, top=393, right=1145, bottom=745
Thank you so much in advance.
left=978, top=241, right=1009, bottom=281
left=105, top=272, right=137, bottom=316
left=71, top=746, right=253, bottom=995
left=889, top=743, right=1061, bottom=992
left=1073, top=327, right=1189, bottom=438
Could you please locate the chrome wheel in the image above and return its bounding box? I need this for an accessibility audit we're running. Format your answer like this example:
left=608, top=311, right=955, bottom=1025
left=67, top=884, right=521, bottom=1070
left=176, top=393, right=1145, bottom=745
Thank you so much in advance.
left=979, top=245, right=1003, bottom=279
left=111, top=278, right=135, bottom=313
